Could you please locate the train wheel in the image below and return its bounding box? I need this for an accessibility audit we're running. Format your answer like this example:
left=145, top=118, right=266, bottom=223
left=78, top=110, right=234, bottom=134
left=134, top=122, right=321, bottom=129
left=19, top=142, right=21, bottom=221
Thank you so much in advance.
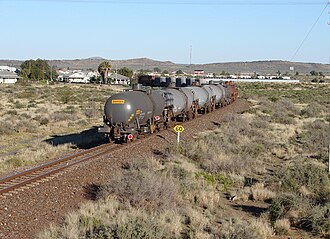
left=193, top=110, right=198, bottom=119
left=107, top=135, right=112, bottom=143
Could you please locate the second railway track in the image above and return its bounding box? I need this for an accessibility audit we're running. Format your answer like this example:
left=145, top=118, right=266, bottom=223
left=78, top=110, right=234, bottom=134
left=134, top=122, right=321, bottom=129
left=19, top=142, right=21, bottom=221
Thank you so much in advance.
left=0, top=143, right=118, bottom=197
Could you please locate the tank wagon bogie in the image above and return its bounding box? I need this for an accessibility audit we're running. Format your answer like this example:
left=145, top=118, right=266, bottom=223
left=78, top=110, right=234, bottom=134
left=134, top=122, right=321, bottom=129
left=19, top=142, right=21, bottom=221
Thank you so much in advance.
left=99, top=82, right=238, bottom=143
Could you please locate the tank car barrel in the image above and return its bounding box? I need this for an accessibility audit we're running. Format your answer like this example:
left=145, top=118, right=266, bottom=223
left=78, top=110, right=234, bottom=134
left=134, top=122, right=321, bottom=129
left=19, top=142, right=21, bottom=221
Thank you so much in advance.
left=98, top=81, right=238, bottom=143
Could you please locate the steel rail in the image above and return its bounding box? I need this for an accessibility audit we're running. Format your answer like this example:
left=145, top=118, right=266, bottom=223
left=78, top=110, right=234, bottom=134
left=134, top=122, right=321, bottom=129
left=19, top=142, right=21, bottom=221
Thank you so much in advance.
left=0, top=143, right=109, bottom=183
left=0, top=99, right=239, bottom=196
left=0, top=143, right=113, bottom=195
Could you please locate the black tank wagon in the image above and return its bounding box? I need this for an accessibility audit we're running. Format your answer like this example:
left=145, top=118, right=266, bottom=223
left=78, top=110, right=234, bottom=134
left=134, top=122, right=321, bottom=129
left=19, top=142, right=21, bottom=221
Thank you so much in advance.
left=99, top=82, right=238, bottom=143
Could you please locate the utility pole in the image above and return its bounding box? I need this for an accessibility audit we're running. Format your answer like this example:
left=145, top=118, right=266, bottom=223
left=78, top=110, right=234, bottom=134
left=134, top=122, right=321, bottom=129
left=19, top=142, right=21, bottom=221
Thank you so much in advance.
left=50, top=65, right=53, bottom=83
left=189, top=45, right=192, bottom=75
left=115, top=63, right=118, bottom=84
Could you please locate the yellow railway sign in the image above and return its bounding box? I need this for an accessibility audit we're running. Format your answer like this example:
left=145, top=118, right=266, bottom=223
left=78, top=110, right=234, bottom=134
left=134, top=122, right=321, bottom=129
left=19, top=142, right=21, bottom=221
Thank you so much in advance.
left=173, top=125, right=185, bottom=133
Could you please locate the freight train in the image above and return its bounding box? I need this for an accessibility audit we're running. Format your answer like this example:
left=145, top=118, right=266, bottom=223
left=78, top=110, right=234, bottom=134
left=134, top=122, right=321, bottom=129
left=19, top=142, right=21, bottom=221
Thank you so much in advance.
left=98, top=80, right=238, bottom=143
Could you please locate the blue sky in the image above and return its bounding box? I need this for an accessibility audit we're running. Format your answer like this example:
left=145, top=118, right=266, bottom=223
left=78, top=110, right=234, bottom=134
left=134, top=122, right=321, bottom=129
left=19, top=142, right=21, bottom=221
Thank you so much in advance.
left=1, top=0, right=329, bottom=64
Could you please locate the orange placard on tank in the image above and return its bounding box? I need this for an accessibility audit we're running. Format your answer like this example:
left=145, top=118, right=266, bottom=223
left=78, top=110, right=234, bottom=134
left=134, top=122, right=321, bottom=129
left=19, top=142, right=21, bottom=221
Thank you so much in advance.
left=112, top=100, right=125, bottom=104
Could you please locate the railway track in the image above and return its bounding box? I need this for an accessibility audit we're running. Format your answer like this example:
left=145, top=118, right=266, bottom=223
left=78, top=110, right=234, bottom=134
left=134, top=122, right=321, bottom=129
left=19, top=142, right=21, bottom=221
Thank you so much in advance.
left=0, top=99, right=240, bottom=198
left=0, top=143, right=116, bottom=197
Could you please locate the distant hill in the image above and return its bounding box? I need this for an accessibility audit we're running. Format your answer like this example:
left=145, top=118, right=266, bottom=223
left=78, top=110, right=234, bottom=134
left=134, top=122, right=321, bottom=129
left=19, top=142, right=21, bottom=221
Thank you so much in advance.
left=1, top=58, right=329, bottom=75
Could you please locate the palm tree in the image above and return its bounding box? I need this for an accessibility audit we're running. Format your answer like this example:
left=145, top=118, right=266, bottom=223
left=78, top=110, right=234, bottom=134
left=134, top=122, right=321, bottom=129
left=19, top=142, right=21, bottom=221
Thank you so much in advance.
left=98, top=61, right=112, bottom=84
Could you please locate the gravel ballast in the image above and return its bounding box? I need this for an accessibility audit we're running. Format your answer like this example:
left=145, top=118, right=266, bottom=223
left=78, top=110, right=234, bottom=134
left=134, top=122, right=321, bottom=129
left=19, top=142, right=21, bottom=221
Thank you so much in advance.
left=0, top=99, right=250, bottom=239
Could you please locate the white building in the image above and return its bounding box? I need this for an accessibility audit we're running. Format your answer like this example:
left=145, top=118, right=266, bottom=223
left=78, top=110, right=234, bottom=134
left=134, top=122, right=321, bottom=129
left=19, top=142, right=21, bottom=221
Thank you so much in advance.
left=0, top=71, right=19, bottom=84
left=108, top=73, right=130, bottom=85
left=0, top=66, right=18, bottom=73
left=58, top=71, right=97, bottom=83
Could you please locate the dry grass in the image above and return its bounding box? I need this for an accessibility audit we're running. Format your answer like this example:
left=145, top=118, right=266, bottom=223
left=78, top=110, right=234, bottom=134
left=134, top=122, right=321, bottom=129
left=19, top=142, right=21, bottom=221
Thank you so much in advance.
left=220, top=218, right=274, bottom=239
left=274, top=218, right=291, bottom=235
left=39, top=82, right=330, bottom=239
left=251, top=183, right=276, bottom=202
left=0, top=83, right=122, bottom=173
left=96, top=157, right=179, bottom=212
left=0, top=142, right=73, bottom=174
left=37, top=196, right=183, bottom=239
left=250, top=218, right=275, bottom=238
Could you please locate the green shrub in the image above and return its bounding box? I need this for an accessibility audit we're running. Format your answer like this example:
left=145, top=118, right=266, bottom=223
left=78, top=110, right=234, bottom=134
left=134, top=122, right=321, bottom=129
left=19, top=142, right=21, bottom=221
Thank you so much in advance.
left=6, top=109, right=18, bottom=115
left=269, top=193, right=308, bottom=223
left=295, top=120, right=328, bottom=161
left=0, top=121, right=14, bottom=135
left=14, top=120, right=38, bottom=133
left=39, top=117, right=49, bottom=125
left=97, top=161, right=178, bottom=211
left=300, top=204, right=330, bottom=236
left=277, top=160, right=330, bottom=198
left=13, top=101, right=26, bottom=109
left=271, top=111, right=296, bottom=124
left=220, top=219, right=263, bottom=239
left=20, top=113, right=31, bottom=119
left=51, top=111, right=77, bottom=122
left=196, top=172, right=232, bottom=191
left=57, top=87, right=74, bottom=104
left=300, top=102, right=326, bottom=118
left=104, top=215, right=173, bottom=239
left=38, top=198, right=181, bottom=239
left=5, top=157, right=25, bottom=167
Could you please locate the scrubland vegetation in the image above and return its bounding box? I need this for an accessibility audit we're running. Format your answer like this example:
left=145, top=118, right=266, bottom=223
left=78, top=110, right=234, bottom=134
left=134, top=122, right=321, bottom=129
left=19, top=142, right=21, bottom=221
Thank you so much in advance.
left=38, top=82, right=330, bottom=238
left=0, top=83, right=123, bottom=174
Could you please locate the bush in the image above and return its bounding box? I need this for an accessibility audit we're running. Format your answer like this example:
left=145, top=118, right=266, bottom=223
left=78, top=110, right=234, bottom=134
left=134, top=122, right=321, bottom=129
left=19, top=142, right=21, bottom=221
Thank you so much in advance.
left=57, top=87, right=74, bottom=104
left=300, top=204, right=330, bottom=236
left=97, top=159, right=178, bottom=211
left=271, top=111, right=296, bottom=124
left=51, top=111, right=77, bottom=122
left=13, top=101, right=26, bottom=109
left=269, top=193, right=309, bottom=224
left=220, top=219, right=265, bottom=239
left=5, top=157, right=25, bottom=167
left=37, top=197, right=181, bottom=239
left=300, top=102, right=326, bottom=118
left=196, top=172, right=232, bottom=191
left=0, top=120, right=14, bottom=135
left=14, top=119, right=38, bottom=133
left=295, top=120, right=328, bottom=161
left=6, top=110, right=18, bottom=115
left=276, top=160, right=330, bottom=200
left=274, top=219, right=291, bottom=235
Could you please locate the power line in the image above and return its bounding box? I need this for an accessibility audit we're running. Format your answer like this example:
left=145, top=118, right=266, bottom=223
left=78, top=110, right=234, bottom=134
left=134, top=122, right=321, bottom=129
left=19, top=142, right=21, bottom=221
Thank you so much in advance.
left=0, top=0, right=327, bottom=5
left=291, top=1, right=329, bottom=61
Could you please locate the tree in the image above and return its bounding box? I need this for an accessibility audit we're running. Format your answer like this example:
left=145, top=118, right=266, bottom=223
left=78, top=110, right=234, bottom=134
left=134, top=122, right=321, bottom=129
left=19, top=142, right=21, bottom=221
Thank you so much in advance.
left=20, top=59, right=57, bottom=82
left=176, top=70, right=184, bottom=75
left=162, top=70, right=169, bottom=75
left=98, top=61, right=112, bottom=84
left=153, top=67, right=161, bottom=73
left=220, top=70, right=228, bottom=76
left=310, top=70, right=318, bottom=76
left=117, top=67, right=133, bottom=78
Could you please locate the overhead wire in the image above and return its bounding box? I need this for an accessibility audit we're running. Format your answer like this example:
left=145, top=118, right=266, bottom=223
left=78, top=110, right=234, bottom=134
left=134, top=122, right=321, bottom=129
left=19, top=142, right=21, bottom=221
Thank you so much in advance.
left=290, top=1, right=329, bottom=61
left=0, top=0, right=326, bottom=5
